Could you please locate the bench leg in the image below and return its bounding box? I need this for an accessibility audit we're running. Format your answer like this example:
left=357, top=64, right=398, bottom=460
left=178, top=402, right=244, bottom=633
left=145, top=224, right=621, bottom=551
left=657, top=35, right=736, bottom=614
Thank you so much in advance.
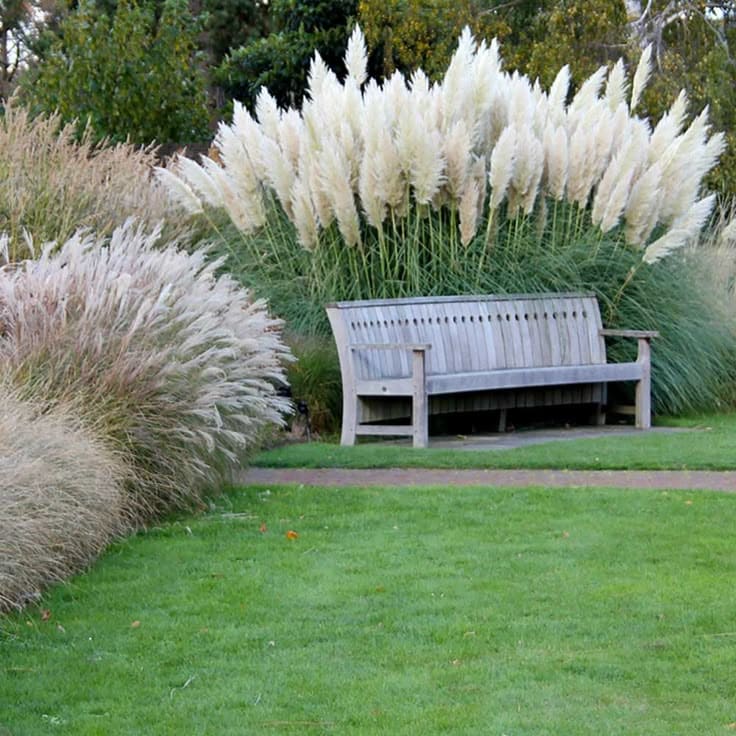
left=412, top=349, right=428, bottom=448
left=340, top=394, right=359, bottom=446
left=498, top=408, right=507, bottom=433
left=635, top=377, right=651, bottom=429
left=635, top=338, right=652, bottom=429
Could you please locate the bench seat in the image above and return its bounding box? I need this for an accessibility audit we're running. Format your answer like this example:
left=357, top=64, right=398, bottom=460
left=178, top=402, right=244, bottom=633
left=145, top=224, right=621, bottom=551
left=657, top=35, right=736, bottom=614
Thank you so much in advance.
left=357, top=362, right=644, bottom=397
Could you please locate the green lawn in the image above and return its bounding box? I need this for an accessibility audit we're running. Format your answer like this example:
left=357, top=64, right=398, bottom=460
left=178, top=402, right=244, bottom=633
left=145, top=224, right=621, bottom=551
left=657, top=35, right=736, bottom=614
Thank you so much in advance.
left=3, top=483, right=736, bottom=735
left=255, top=413, right=736, bottom=470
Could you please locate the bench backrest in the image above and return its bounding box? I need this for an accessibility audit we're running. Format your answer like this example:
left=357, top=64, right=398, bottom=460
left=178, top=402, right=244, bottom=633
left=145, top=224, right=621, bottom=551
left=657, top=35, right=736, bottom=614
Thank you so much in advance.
left=326, top=293, right=606, bottom=381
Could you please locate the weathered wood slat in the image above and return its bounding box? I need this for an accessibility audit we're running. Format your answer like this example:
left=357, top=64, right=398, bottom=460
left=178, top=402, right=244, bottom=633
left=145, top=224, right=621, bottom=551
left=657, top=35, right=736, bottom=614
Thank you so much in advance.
left=426, top=362, right=643, bottom=394
left=355, top=424, right=414, bottom=436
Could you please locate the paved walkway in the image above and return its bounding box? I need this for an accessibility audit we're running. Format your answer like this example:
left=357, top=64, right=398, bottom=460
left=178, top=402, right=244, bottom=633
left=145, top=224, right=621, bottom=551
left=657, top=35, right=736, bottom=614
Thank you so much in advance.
left=240, top=467, right=736, bottom=492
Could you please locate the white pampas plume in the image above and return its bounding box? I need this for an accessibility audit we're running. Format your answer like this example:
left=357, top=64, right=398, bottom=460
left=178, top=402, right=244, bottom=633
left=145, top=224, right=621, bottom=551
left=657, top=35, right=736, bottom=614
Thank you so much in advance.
left=255, top=88, right=281, bottom=141
left=658, top=108, right=723, bottom=223
left=469, top=37, right=501, bottom=118
left=231, top=101, right=266, bottom=174
left=624, top=163, right=663, bottom=245
left=359, top=153, right=385, bottom=229
left=319, top=145, right=361, bottom=247
left=459, top=176, right=481, bottom=246
left=591, top=106, right=616, bottom=181
left=648, top=90, right=689, bottom=164
left=260, top=136, right=295, bottom=219
left=307, top=52, right=330, bottom=99
left=175, top=156, right=223, bottom=208
left=547, top=65, right=570, bottom=127
left=604, top=59, right=628, bottom=111
left=630, top=45, right=652, bottom=113
left=344, top=25, right=368, bottom=86
left=643, top=194, right=715, bottom=264
left=444, top=120, right=472, bottom=198
left=568, top=66, right=607, bottom=119
left=508, top=74, right=534, bottom=129
left=308, top=151, right=334, bottom=229
left=375, top=130, right=405, bottom=210
left=155, top=167, right=204, bottom=215
left=442, top=26, right=476, bottom=124
left=277, top=109, right=304, bottom=171
left=511, top=128, right=543, bottom=215
left=566, top=124, right=594, bottom=207
left=290, top=176, right=319, bottom=249
left=594, top=166, right=634, bottom=233
left=203, top=161, right=262, bottom=233
left=457, top=157, right=487, bottom=246
left=610, top=102, right=632, bottom=155
left=342, top=76, right=365, bottom=144
left=544, top=124, right=568, bottom=200
left=411, top=129, right=446, bottom=205
left=488, top=125, right=517, bottom=210
left=216, top=123, right=257, bottom=190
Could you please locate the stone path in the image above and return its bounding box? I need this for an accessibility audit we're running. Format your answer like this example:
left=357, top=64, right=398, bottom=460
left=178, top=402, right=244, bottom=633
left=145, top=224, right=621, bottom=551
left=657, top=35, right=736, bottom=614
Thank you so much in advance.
left=240, top=467, right=736, bottom=492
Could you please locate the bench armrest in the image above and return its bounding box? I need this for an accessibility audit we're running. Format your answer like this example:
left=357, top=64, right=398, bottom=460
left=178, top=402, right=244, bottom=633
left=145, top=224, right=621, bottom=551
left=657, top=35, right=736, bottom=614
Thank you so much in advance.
left=350, top=343, right=431, bottom=352
left=599, top=329, right=659, bottom=339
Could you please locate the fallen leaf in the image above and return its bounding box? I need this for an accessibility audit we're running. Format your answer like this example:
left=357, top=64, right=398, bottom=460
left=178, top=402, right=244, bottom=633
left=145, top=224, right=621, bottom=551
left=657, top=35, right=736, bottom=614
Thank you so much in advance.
left=56, top=624, right=66, bottom=633
left=451, top=659, right=462, bottom=666
left=685, top=500, right=693, bottom=506
left=562, top=531, right=570, bottom=539
left=40, top=609, right=51, bottom=622
left=726, top=723, right=736, bottom=730
left=286, top=530, right=299, bottom=540
left=259, top=522, right=268, bottom=533
left=131, top=620, right=141, bottom=629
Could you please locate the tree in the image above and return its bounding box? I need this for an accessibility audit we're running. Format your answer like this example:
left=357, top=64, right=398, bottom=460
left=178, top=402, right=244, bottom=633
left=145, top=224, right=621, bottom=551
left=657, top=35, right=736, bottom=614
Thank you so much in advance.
left=215, top=0, right=358, bottom=110
left=202, top=0, right=271, bottom=65
left=20, top=0, right=210, bottom=144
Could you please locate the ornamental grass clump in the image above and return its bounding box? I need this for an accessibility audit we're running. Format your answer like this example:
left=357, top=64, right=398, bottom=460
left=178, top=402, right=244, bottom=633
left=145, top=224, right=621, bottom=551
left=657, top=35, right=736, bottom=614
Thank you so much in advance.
left=159, top=27, right=736, bottom=414
left=160, top=27, right=723, bottom=266
left=0, top=389, right=130, bottom=613
left=0, top=101, right=180, bottom=263
left=0, top=222, right=293, bottom=520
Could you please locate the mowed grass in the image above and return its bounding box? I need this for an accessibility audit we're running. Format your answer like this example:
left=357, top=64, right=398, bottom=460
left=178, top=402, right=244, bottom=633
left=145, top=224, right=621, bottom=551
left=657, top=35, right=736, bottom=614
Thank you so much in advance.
left=2, top=483, right=736, bottom=735
left=255, top=413, right=736, bottom=470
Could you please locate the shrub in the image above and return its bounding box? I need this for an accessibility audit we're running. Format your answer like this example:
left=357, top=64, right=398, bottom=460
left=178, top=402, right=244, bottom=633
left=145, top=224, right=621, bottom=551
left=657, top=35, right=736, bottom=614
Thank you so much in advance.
left=159, top=28, right=736, bottom=414
left=0, top=222, right=293, bottom=520
left=20, top=0, right=210, bottom=146
left=285, top=332, right=343, bottom=436
left=0, top=389, right=129, bottom=613
left=0, top=102, right=183, bottom=263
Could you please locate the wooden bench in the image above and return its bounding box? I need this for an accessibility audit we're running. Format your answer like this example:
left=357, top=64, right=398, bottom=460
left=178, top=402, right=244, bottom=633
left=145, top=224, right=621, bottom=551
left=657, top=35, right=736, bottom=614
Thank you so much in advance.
left=326, top=293, right=658, bottom=448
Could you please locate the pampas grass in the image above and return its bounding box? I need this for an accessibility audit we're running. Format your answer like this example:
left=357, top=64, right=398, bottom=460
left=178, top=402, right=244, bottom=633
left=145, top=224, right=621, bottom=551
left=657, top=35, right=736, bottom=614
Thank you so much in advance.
left=0, top=221, right=292, bottom=519
left=0, top=389, right=130, bottom=612
left=160, top=26, right=721, bottom=261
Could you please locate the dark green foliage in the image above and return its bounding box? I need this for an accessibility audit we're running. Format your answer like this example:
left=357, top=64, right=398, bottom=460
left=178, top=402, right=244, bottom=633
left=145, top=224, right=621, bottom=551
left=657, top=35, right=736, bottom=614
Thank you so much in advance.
left=201, top=0, right=271, bottom=64
left=20, top=0, right=210, bottom=145
left=215, top=0, right=357, bottom=109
